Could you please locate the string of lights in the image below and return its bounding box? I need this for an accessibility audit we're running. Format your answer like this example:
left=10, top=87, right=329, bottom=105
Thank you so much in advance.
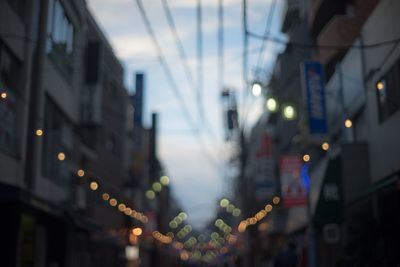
left=160, top=0, right=197, bottom=100
left=247, top=30, right=400, bottom=50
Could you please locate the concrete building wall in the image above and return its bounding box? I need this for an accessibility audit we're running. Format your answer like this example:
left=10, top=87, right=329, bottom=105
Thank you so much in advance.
left=361, top=0, right=400, bottom=183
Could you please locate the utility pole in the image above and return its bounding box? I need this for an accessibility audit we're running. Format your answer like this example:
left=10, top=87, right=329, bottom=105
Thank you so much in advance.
left=25, top=0, right=49, bottom=189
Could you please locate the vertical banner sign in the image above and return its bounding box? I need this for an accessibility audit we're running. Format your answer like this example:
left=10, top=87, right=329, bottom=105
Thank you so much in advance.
left=302, top=61, right=328, bottom=135
left=280, top=155, right=307, bottom=207
left=254, top=134, right=276, bottom=201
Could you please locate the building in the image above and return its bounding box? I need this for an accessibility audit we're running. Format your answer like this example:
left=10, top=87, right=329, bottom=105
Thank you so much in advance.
left=0, top=0, right=140, bottom=266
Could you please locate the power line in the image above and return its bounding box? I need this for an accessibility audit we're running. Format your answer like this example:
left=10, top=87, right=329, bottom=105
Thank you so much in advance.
left=135, top=0, right=197, bottom=130
left=247, top=30, right=400, bottom=50
left=160, top=0, right=220, bottom=146
left=134, top=0, right=221, bottom=169
left=160, top=0, right=197, bottom=99
left=197, top=0, right=204, bottom=122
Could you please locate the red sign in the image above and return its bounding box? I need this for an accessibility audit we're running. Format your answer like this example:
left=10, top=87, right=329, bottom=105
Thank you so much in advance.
left=280, top=156, right=307, bottom=207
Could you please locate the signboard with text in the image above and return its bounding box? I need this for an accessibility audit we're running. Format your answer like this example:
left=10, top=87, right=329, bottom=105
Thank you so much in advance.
left=280, top=155, right=307, bottom=207
left=302, top=61, right=328, bottom=135
left=254, top=134, right=276, bottom=200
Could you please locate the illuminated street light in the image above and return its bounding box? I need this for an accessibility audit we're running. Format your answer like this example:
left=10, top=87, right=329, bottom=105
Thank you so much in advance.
left=266, top=97, right=278, bottom=112
left=322, top=142, right=330, bottom=151
left=344, top=119, right=353, bottom=128
left=90, top=181, right=98, bottom=191
left=77, top=169, right=85, bottom=177
left=132, top=227, right=142, bottom=236
left=1, top=92, right=7, bottom=99
left=35, top=129, right=44, bottom=136
left=57, top=152, right=66, bottom=161
left=251, top=83, right=262, bottom=96
left=282, top=104, right=296, bottom=120
left=303, top=154, right=311, bottom=162
left=376, top=81, right=385, bottom=90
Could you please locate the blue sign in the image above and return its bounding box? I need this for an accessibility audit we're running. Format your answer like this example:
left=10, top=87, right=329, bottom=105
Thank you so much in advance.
left=302, top=61, right=328, bottom=135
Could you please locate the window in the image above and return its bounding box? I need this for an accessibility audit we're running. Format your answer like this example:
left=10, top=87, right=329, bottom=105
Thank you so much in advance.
left=46, top=0, right=74, bottom=78
left=0, top=42, right=21, bottom=157
left=41, top=96, right=72, bottom=183
left=376, top=58, right=400, bottom=122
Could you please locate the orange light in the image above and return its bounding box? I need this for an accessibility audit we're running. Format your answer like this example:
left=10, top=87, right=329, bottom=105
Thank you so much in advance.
left=77, top=169, right=85, bottom=177
left=102, top=193, right=110, bottom=201
left=132, top=227, right=142, bottom=236
left=1, top=92, right=7, bottom=99
left=118, top=203, right=126, bottom=212
left=180, top=251, right=189, bottom=261
left=35, top=129, right=44, bottom=136
left=344, top=119, right=352, bottom=128
left=303, top=154, right=310, bottom=162
left=90, top=181, right=98, bottom=191
left=124, top=208, right=132, bottom=216
left=57, top=152, right=66, bottom=161
left=322, top=142, right=330, bottom=151
left=376, top=81, right=385, bottom=90
left=109, top=198, right=117, bottom=206
left=265, top=204, right=273, bottom=212
left=273, top=196, right=280, bottom=205
left=258, top=222, right=269, bottom=232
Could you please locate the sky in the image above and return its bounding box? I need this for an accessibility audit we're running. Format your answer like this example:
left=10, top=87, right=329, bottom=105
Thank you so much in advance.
left=87, top=0, right=286, bottom=228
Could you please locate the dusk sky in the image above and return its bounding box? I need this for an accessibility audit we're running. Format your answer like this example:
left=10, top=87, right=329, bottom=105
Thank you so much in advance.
left=87, top=0, right=286, bottom=228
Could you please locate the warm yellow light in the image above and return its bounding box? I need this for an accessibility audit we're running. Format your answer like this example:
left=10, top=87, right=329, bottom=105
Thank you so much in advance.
left=132, top=227, right=142, bottom=236
left=266, top=97, right=278, bottom=112
left=57, top=152, right=66, bottom=161
left=90, top=181, right=98, bottom=191
left=35, top=129, right=44, bottom=136
left=145, top=190, right=155, bottom=200
left=160, top=175, right=170, bottom=185
left=180, top=251, right=189, bottom=261
left=124, top=208, right=132, bottom=216
left=109, top=198, right=117, bottom=206
left=265, top=204, right=273, bottom=212
left=344, top=119, right=352, bottom=128
left=272, top=196, right=280, bottom=205
left=220, top=198, right=229, bottom=208
left=77, top=169, right=85, bottom=177
left=102, top=193, right=110, bottom=201
left=322, top=142, right=330, bottom=151
left=1, top=92, right=7, bottom=99
left=118, top=203, right=126, bottom=212
left=376, top=81, right=385, bottom=90
left=303, top=154, right=310, bottom=162
left=238, top=221, right=247, bottom=233
left=152, top=182, right=162, bottom=192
